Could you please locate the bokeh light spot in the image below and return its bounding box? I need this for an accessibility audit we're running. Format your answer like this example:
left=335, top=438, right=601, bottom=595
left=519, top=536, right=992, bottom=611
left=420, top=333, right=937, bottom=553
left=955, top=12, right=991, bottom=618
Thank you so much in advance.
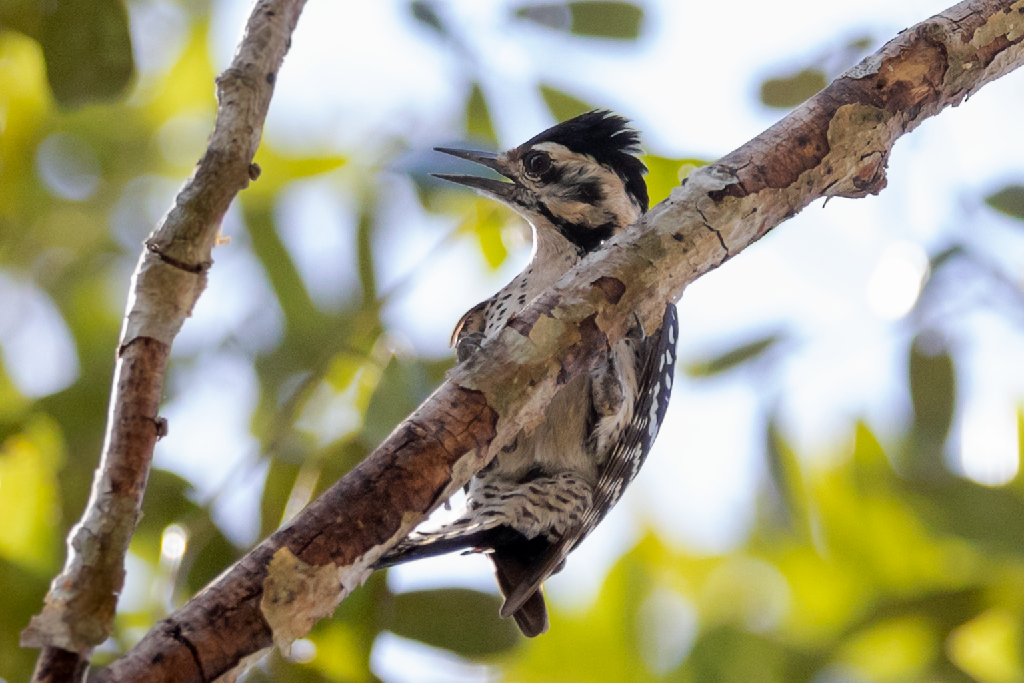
left=867, top=241, right=929, bottom=320
left=35, top=132, right=100, bottom=201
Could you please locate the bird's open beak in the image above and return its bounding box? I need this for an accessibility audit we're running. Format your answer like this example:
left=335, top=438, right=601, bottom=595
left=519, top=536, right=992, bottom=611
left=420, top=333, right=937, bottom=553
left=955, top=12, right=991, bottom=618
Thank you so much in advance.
left=432, top=148, right=517, bottom=202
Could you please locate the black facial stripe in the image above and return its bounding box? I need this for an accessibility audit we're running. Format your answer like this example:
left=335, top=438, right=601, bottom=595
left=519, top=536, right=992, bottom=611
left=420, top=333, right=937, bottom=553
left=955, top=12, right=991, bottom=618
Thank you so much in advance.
left=539, top=163, right=563, bottom=185
left=565, top=178, right=604, bottom=204
left=623, top=171, right=648, bottom=213
left=537, top=201, right=615, bottom=254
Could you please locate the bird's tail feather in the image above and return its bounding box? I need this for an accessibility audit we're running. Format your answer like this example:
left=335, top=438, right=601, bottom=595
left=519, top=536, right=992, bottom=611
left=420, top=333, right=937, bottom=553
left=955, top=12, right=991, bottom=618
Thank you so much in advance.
left=492, top=550, right=549, bottom=637
left=373, top=520, right=520, bottom=569
left=374, top=518, right=551, bottom=637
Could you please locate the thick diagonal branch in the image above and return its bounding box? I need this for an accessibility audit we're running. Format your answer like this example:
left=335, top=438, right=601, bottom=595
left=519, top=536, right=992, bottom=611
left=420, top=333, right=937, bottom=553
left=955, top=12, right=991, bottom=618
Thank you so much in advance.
left=20, top=2, right=307, bottom=682
left=98, top=1, right=1023, bottom=681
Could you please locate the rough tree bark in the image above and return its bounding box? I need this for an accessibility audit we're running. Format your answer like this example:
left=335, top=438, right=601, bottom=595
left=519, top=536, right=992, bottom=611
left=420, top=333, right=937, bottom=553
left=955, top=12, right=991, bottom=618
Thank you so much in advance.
left=33, top=0, right=1024, bottom=682
left=19, top=1, right=308, bottom=682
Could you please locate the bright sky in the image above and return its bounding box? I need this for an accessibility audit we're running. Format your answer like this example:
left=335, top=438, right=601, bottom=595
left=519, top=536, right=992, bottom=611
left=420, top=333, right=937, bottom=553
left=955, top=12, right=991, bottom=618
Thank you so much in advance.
left=6, top=0, right=1022, bottom=679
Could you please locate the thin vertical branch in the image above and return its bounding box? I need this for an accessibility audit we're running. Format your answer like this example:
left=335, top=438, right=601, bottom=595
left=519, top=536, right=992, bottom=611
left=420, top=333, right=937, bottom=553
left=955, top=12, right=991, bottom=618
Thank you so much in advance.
left=20, top=1, right=308, bottom=681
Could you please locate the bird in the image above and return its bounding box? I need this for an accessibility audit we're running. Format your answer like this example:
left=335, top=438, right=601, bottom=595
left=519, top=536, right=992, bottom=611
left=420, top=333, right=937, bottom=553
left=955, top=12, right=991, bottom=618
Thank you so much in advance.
left=375, top=110, right=678, bottom=637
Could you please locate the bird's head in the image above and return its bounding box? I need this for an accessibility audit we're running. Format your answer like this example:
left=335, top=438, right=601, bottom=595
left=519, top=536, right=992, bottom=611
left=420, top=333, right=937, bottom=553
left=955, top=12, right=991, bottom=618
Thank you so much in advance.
left=435, top=110, right=648, bottom=254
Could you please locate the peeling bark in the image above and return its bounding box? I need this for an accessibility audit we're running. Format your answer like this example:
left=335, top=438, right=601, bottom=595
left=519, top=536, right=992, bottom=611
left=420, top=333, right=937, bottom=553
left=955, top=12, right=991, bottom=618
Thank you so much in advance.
left=260, top=549, right=352, bottom=657
left=85, top=1, right=1024, bottom=681
left=21, top=1, right=307, bottom=681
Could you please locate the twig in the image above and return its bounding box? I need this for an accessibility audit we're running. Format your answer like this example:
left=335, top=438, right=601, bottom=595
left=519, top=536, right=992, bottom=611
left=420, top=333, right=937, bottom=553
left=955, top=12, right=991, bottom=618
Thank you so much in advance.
left=20, top=1, right=308, bottom=681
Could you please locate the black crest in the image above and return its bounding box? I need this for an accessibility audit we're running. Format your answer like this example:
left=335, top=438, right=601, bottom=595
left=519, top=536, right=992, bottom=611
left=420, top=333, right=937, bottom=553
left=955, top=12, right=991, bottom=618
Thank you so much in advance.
left=523, top=110, right=649, bottom=212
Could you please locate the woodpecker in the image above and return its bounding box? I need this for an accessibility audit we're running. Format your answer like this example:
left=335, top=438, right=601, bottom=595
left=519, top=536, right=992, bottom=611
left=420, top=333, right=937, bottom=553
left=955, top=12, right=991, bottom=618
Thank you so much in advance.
left=377, top=111, right=678, bottom=637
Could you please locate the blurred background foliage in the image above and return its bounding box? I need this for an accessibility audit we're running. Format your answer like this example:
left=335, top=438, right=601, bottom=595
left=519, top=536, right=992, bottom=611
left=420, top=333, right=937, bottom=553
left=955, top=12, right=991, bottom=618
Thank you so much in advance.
left=0, top=0, right=1023, bottom=682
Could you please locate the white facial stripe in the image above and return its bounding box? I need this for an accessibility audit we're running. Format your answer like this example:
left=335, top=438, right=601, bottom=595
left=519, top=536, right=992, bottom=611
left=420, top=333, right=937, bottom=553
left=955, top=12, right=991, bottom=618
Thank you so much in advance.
left=531, top=142, right=572, bottom=155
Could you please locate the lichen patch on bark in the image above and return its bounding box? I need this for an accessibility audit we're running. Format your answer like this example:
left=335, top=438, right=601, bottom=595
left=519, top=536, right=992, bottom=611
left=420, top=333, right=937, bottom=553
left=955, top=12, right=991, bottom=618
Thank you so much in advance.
left=822, top=103, right=894, bottom=198
left=971, top=0, right=1024, bottom=47
left=261, top=548, right=344, bottom=656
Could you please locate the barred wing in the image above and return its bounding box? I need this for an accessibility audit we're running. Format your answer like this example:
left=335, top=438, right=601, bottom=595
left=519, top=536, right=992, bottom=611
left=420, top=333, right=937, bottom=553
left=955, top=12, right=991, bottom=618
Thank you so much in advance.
left=501, top=303, right=679, bottom=617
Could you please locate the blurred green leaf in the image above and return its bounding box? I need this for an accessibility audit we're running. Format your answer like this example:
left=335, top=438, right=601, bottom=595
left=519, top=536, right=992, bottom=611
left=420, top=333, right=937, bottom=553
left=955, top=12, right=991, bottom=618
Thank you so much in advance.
left=254, top=651, right=331, bottom=683
left=766, top=543, right=868, bottom=643
left=851, top=421, right=897, bottom=493
left=686, top=333, right=781, bottom=377
left=334, top=562, right=388, bottom=627
left=259, top=458, right=302, bottom=539
left=0, top=414, right=63, bottom=573
left=476, top=217, right=507, bottom=269
left=131, top=468, right=199, bottom=563
left=681, top=626, right=822, bottom=683
left=929, top=245, right=965, bottom=272
left=325, top=353, right=369, bottom=393
left=128, top=468, right=240, bottom=597
left=811, top=463, right=975, bottom=597
left=947, top=609, right=1023, bottom=683
left=142, top=22, right=216, bottom=117
left=356, top=204, right=377, bottom=305
left=0, top=361, right=29, bottom=426
left=838, top=615, right=937, bottom=681
left=643, top=155, right=707, bottom=206
left=362, top=357, right=451, bottom=448
left=514, top=4, right=571, bottom=31
left=241, top=199, right=323, bottom=332
left=308, top=620, right=373, bottom=682
left=1019, top=405, right=1024, bottom=479
left=985, top=184, right=1024, bottom=221
left=765, top=419, right=811, bottom=540
left=361, top=357, right=415, bottom=447
left=39, top=0, right=135, bottom=106
left=570, top=1, right=643, bottom=39
left=907, top=335, right=955, bottom=473
left=904, top=476, right=1024, bottom=554
left=307, top=572, right=385, bottom=683
left=247, top=145, right=347, bottom=204
left=760, top=69, right=827, bottom=109
left=516, top=2, right=642, bottom=39
left=409, top=1, right=448, bottom=39
left=460, top=198, right=509, bottom=269
left=855, top=588, right=985, bottom=639
left=465, top=82, right=497, bottom=146
left=184, top=527, right=239, bottom=594
left=387, top=588, right=518, bottom=657
left=0, top=559, right=49, bottom=681
left=539, top=83, right=596, bottom=121
left=0, top=0, right=42, bottom=37
left=848, top=36, right=873, bottom=51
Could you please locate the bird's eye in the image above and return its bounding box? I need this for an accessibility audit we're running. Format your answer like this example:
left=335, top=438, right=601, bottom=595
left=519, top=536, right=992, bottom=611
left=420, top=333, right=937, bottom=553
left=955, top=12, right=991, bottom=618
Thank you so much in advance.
left=523, top=151, right=552, bottom=178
